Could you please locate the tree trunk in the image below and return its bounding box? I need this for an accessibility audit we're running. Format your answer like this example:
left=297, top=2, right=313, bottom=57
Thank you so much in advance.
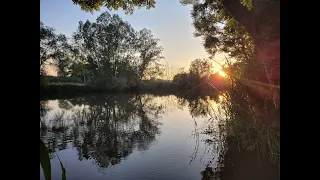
left=255, top=39, right=280, bottom=108
left=221, top=0, right=280, bottom=82
left=221, top=0, right=280, bottom=108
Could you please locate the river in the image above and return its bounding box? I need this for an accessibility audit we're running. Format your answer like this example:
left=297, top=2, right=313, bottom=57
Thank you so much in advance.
left=40, top=93, right=279, bottom=180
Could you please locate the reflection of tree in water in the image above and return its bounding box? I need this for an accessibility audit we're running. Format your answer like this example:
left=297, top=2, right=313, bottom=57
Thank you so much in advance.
left=40, top=91, right=279, bottom=179
left=171, top=87, right=279, bottom=179
left=177, top=90, right=221, bottom=118
left=40, top=101, right=50, bottom=119
left=40, top=94, right=164, bottom=168
left=40, top=109, right=72, bottom=158
left=40, top=101, right=49, bottom=136
left=201, top=141, right=279, bottom=180
left=58, top=99, right=73, bottom=110
left=178, top=92, right=226, bottom=175
left=194, top=82, right=280, bottom=180
left=188, top=96, right=215, bottom=118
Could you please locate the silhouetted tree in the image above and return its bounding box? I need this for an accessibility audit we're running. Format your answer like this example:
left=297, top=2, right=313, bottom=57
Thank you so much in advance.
left=72, top=0, right=156, bottom=13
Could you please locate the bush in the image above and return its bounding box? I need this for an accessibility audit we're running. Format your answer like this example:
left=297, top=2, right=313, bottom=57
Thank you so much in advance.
left=87, top=75, right=129, bottom=91
left=106, top=77, right=128, bottom=91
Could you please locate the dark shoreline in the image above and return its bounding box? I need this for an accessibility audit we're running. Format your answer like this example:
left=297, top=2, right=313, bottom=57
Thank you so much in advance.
left=40, top=86, right=223, bottom=101
left=40, top=84, right=181, bottom=101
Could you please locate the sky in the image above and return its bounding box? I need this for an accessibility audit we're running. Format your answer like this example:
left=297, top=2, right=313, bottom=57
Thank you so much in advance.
left=40, top=0, right=226, bottom=76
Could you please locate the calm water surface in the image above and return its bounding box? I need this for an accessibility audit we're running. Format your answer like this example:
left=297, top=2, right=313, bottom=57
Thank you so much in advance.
left=40, top=94, right=279, bottom=180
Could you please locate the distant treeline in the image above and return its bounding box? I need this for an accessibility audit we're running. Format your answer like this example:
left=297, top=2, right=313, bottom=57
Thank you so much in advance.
left=41, top=10, right=232, bottom=99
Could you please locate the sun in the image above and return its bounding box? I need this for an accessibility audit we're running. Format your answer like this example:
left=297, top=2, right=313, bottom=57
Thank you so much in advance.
left=218, top=71, right=227, bottom=77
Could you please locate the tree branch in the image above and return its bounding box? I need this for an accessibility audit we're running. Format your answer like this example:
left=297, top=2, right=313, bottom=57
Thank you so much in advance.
left=220, top=0, right=256, bottom=39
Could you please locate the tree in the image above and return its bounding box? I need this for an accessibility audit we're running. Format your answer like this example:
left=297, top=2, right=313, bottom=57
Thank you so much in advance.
left=72, top=0, right=156, bottom=13
left=69, top=62, right=89, bottom=82
left=181, top=0, right=280, bottom=109
left=40, top=22, right=57, bottom=69
left=135, top=28, right=163, bottom=81
left=52, top=34, right=73, bottom=77
left=143, top=62, right=164, bottom=80
left=71, top=0, right=279, bottom=85
left=172, top=72, right=189, bottom=88
left=72, top=12, right=137, bottom=84
left=181, top=0, right=280, bottom=85
left=69, top=11, right=162, bottom=88
left=172, top=58, right=213, bottom=90
left=189, top=58, right=212, bottom=78
left=40, top=22, right=74, bottom=77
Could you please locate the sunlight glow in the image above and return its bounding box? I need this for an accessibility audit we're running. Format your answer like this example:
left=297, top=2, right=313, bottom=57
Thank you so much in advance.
left=218, top=71, right=227, bottom=77
left=219, top=95, right=225, bottom=102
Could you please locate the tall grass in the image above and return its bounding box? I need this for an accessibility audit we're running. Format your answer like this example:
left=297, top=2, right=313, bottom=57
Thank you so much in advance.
left=220, top=84, right=280, bottom=164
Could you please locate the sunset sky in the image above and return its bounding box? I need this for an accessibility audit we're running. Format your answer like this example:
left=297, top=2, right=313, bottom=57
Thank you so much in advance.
left=40, top=0, right=227, bottom=76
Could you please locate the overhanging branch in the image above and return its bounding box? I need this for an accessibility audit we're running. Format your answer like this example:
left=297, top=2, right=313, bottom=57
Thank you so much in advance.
left=220, top=0, right=256, bottom=39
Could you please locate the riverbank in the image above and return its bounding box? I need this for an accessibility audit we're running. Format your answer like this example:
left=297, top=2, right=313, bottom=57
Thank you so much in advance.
left=40, top=81, right=181, bottom=100
left=40, top=83, right=102, bottom=100
left=40, top=82, right=225, bottom=101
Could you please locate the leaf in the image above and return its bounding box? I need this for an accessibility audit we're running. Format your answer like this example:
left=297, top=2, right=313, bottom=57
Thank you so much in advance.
left=241, top=0, right=253, bottom=11
left=57, top=156, right=67, bottom=180
left=40, top=139, right=51, bottom=180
